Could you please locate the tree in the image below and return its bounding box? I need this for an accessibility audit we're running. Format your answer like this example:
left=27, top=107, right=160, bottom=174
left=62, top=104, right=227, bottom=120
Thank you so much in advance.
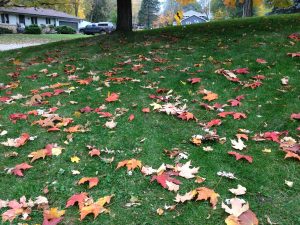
left=116, top=0, right=132, bottom=32
left=138, top=0, right=160, bottom=28
left=87, top=0, right=116, bottom=22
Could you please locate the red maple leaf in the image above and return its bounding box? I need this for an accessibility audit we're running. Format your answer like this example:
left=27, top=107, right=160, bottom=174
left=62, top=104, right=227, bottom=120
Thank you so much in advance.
left=66, top=193, right=88, bottom=208
left=256, top=58, right=267, bottom=64
left=0, top=96, right=11, bottom=102
left=264, top=131, right=288, bottom=143
left=41, top=92, right=53, bottom=97
left=105, top=93, right=119, bottom=102
left=291, top=113, right=300, bottom=120
left=89, top=149, right=101, bottom=157
left=178, top=112, right=195, bottom=121
left=228, top=99, right=241, bottom=107
left=218, top=111, right=234, bottom=118
left=11, top=163, right=33, bottom=177
left=142, top=108, right=150, bottom=113
left=228, top=151, right=253, bottom=163
left=151, top=171, right=181, bottom=189
left=53, top=89, right=64, bottom=96
left=232, top=112, right=247, bottom=120
left=234, top=68, right=249, bottom=74
left=43, top=217, right=63, bottom=225
left=252, top=75, right=265, bottom=80
left=206, top=119, right=222, bottom=128
left=97, top=112, right=112, bottom=118
left=187, top=77, right=201, bottom=84
left=9, top=113, right=27, bottom=123
left=128, top=114, right=135, bottom=121
left=80, top=106, right=93, bottom=113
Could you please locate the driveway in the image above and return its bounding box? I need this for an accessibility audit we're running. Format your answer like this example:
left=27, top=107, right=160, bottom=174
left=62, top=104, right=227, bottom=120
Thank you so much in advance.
left=0, top=34, right=86, bottom=51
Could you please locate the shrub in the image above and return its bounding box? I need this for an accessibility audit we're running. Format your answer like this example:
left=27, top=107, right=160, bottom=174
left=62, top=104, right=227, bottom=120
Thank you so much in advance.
left=0, top=27, right=13, bottom=34
left=25, top=24, right=42, bottom=34
left=55, top=26, right=76, bottom=34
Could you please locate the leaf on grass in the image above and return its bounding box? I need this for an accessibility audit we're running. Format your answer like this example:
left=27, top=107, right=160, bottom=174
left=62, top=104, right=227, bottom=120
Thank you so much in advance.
left=151, top=171, right=181, bottom=192
left=187, top=77, right=201, bottom=84
left=206, top=119, right=222, bottom=128
left=203, top=92, right=218, bottom=101
left=28, top=149, right=48, bottom=162
left=142, top=108, right=150, bottom=113
left=222, top=198, right=249, bottom=217
left=116, top=159, right=142, bottom=171
left=105, top=120, right=117, bottom=129
left=78, top=177, right=99, bottom=189
left=105, top=93, right=119, bottom=102
left=80, top=195, right=112, bottom=220
left=284, top=151, right=300, bottom=161
left=10, top=163, right=32, bottom=177
left=128, top=114, right=135, bottom=121
left=66, top=192, right=89, bottom=208
left=176, top=161, right=199, bottom=179
left=89, top=149, right=101, bottom=157
left=229, top=185, right=247, bottom=196
left=71, top=156, right=80, bottom=163
left=231, top=139, right=247, bottom=151
left=178, top=112, right=195, bottom=121
left=228, top=152, right=253, bottom=163
left=1, top=133, right=30, bottom=147
left=175, top=190, right=197, bottom=203
left=195, top=187, right=219, bottom=209
left=291, top=113, right=300, bottom=120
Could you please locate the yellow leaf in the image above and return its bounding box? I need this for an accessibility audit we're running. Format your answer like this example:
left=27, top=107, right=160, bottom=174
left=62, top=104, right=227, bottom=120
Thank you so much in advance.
left=71, top=156, right=80, bottom=163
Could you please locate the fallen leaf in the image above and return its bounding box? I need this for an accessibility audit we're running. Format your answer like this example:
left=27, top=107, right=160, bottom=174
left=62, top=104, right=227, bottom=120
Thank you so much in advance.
left=105, top=93, right=119, bottom=102
left=229, top=185, right=247, bottom=196
left=116, top=159, right=142, bottom=171
left=231, top=139, right=247, bottom=151
left=78, top=177, right=99, bottom=189
left=71, top=156, right=80, bottom=163
left=10, top=163, right=32, bottom=177
left=128, top=114, right=135, bottom=121
left=228, top=152, right=253, bottom=163
left=222, top=198, right=249, bottom=217
left=195, top=187, right=219, bottom=209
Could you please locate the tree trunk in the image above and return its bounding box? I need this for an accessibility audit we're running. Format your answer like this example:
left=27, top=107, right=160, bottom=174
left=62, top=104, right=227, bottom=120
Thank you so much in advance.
left=117, top=0, right=132, bottom=32
left=243, top=0, right=253, bottom=17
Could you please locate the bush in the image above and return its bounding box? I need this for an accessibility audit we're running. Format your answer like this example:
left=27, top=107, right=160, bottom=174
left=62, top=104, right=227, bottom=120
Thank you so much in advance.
left=0, top=27, right=13, bottom=34
left=55, top=26, right=76, bottom=34
left=25, top=24, right=42, bottom=34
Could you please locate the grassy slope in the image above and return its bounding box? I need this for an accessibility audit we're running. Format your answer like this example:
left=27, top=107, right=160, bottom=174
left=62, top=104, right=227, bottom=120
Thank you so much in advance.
left=0, top=14, right=299, bottom=225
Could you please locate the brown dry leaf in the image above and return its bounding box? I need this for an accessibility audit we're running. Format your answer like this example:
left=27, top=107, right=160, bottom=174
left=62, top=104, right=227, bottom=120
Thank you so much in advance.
left=156, top=208, right=164, bottom=215
left=195, top=176, right=206, bottom=183
left=195, top=187, right=220, bottom=209
left=116, top=159, right=142, bottom=171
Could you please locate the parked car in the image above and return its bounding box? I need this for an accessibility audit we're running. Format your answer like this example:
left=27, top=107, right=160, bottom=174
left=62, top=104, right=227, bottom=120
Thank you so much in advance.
left=82, top=22, right=115, bottom=35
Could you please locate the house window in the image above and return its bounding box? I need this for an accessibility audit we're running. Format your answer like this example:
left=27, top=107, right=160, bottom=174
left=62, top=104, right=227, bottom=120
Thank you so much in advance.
left=31, top=17, right=38, bottom=24
left=1, top=14, right=9, bottom=24
left=46, top=18, right=51, bottom=24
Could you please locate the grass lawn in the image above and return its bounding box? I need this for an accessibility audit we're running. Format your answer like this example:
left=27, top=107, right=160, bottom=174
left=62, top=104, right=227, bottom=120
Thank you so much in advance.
left=0, top=14, right=299, bottom=225
left=0, top=33, right=87, bottom=44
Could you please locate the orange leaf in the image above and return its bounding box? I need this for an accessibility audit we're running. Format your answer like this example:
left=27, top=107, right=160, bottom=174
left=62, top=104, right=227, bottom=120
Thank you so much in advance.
left=236, top=134, right=248, bottom=140
left=80, top=195, right=112, bottom=220
left=116, top=159, right=142, bottom=171
left=284, top=151, right=300, bottom=161
left=142, top=108, right=150, bottom=113
left=203, top=92, right=218, bottom=101
left=28, top=149, right=48, bottom=162
left=78, top=177, right=99, bottom=189
left=195, top=187, right=219, bottom=209
left=66, top=192, right=89, bottom=209
left=238, top=210, right=259, bottom=225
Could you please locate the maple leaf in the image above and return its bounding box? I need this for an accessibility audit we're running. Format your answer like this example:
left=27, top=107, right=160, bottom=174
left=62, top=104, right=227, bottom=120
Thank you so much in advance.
left=284, top=151, right=300, bottom=161
left=203, top=92, right=218, bottom=101
left=229, top=185, right=247, bottom=196
left=43, top=208, right=65, bottom=221
left=222, top=198, right=249, bottom=217
left=238, top=210, right=259, bottom=225
left=176, top=161, right=199, bottom=179
left=228, top=152, right=253, bottom=163
left=206, top=119, right=222, bottom=128
left=128, top=114, right=135, bottom=121
left=1, top=133, right=30, bottom=147
left=28, top=149, right=48, bottom=162
left=178, top=112, right=195, bottom=121
left=287, top=52, right=300, bottom=57
left=105, top=120, right=117, bottom=129
left=228, top=99, right=241, bottom=107
left=232, top=112, right=247, bottom=120
left=234, top=68, right=249, bottom=74
left=218, top=111, right=234, bottom=118
left=187, top=77, right=201, bottom=84
left=66, top=192, right=89, bottom=208
left=236, top=134, right=248, bottom=140
left=175, top=190, right=197, bottom=203
left=151, top=171, right=181, bottom=191
left=42, top=217, right=63, bottom=225
left=256, top=58, right=267, bottom=64
left=9, top=113, right=27, bottom=123
left=225, top=215, right=240, bottom=225
left=231, top=139, right=247, bottom=150
left=142, top=108, right=150, bottom=113
left=89, top=149, right=101, bottom=157
left=10, top=163, right=32, bottom=177
left=78, top=177, right=99, bottom=189
left=71, top=156, right=80, bottom=163
left=98, top=111, right=113, bottom=118
left=105, top=93, right=119, bottom=102
left=195, top=187, right=220, bottom=209
left=80, top=106, right=93, bottom=113
left=291, top=113, right=300, bottom=120
left=116, top=159, right=142, bottom=171
left=80, top=195, right=112, bottom=220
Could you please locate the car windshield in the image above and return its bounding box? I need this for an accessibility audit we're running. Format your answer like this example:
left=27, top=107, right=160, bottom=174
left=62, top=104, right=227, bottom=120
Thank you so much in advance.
left=98, top=24, right=108, bottom=26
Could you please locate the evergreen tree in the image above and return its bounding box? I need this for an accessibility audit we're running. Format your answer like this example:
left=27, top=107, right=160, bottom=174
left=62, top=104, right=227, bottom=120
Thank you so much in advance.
left=87, top=0, right=116, bottom=22
left=138, top=0, right=160, bottom=28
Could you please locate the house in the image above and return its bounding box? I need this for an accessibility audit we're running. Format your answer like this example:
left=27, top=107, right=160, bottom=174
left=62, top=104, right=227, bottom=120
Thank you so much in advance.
left=173, top=10, right=208, bottom=26
left=0, top=7, right=81, bottom=33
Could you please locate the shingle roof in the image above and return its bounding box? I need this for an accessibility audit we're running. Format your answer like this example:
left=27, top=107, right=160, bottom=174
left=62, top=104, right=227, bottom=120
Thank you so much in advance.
left=0, top=7, right=80, bottom=21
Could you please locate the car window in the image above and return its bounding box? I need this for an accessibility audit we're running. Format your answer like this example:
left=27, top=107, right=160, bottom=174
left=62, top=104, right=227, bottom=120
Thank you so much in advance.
left=99, top=24, right=108, bottom=26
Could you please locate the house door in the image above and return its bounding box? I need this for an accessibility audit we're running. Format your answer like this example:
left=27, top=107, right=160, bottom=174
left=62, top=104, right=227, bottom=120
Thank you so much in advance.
left=19, top=15, right=25, bottom=25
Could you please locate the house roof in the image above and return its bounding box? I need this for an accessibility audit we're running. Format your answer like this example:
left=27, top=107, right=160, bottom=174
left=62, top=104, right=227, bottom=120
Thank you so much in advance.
left=181, top=15, right=208, bottom=23
left=183, top=10, right=207, bottom=19
left=0, top=7, right=80, bottom=21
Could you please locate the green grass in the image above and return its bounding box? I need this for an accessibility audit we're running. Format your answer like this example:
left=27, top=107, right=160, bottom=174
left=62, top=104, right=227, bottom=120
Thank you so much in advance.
left=0, top=33, right=86, bottom=44
left=0, top=14, right=299, bottom=225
